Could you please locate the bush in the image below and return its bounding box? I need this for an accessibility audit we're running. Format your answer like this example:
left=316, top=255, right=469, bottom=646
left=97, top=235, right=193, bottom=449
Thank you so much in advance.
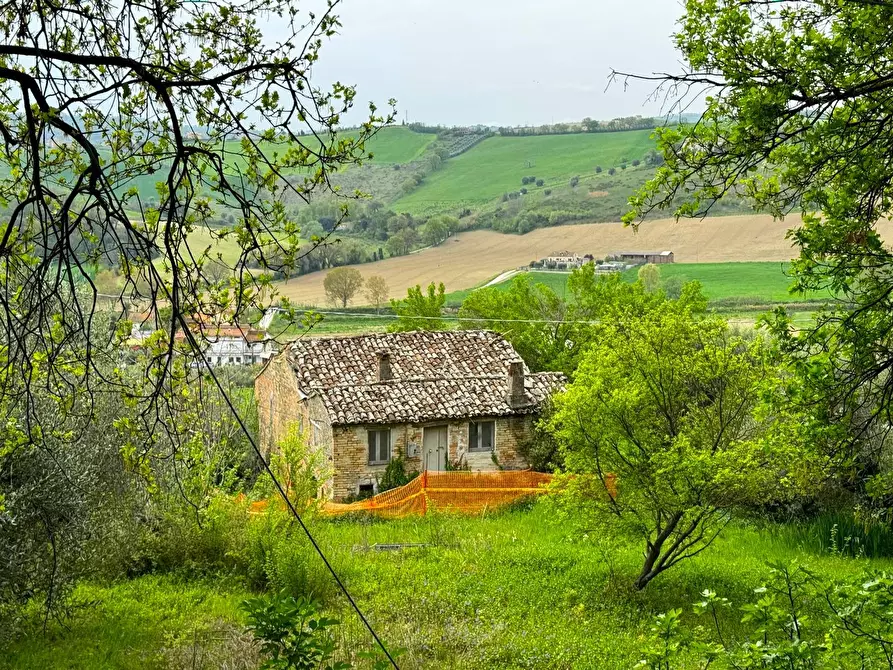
left=377, top=457, right=419, bottom=493
left=608, top=167, right=616, bottom=176
left=569, top=176, right=580, bottom=188
left=595, top=166, right=602, bottom=173
left=520, top=188, right=528, bottom=195
left=631, top=159, right=641, bottom=167
left=544, top=189, right=552, bottom=196
left=536, top=179, right=544, bottom=187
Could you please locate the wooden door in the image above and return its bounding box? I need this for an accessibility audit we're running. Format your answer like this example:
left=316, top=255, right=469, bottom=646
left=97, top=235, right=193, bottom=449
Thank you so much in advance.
left=422, top=426, right=448, bottom=472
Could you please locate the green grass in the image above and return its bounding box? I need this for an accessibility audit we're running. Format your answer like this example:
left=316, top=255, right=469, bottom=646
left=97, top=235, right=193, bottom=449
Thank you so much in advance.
left=220, top=126, right=436, bottom=174
left=393, top=130, right=656, bottom=214
left=2, top=575, right=253, bottom=670
left=450, top=263, right=831, bottom=307
left=8, top=504, right=893, bottom=669
left=619, top=262, right=830, bottom=303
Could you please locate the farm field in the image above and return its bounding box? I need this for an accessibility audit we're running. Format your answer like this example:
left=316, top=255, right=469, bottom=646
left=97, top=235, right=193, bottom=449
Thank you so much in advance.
left=456, top=263, right=830, bottom=305
left=273, top=213, right=838, bottom=306
left=7, top=504, right=893, bottom=669
left=393, top=130, right=655, bottom=214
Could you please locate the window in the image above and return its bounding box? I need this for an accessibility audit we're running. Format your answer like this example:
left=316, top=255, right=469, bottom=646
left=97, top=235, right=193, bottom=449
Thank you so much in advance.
left=367, top=429, right=391, bottom=465
left=469, top=421, right=495, bottom=451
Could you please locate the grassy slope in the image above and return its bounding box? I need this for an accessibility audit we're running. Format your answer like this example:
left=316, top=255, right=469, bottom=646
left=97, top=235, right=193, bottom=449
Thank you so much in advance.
left=6, top=505, right=893, bottom=669
left=220, top=126, right=435, bottom=174
left=393, top=130, right=655, bottom=214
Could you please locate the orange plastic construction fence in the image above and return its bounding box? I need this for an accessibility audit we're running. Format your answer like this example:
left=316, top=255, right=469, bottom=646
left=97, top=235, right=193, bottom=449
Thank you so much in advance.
left=322, top=470, right=555, bottom=518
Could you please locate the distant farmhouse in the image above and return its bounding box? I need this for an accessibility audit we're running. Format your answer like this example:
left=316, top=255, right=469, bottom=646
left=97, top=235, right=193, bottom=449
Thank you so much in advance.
left=129, top=312, right=274, bottom=367
left=615, top=251, right=675, bottom=265
left=255, top=330, right=565, bottom=500
left=538, top=251, right=594, bottom=269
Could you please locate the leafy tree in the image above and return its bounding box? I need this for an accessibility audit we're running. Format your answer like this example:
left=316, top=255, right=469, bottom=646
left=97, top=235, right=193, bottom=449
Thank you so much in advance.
left=569, top=176, right=580, bottom=188
left=422, top=217, right=449, bottom=247
left=385, top=228, right=419, bottom=257
left=389, top=283, right=446, bottom=332
left=0, top=0, right=394, bottom=612
left=637, top=263, right=661, bottom=293
left=365, top=275, right=390, bottom=314
left=536, top=179, right=545, bottom=187
left=621, top=0, right=893, bottom=508
left=595, top=166, right=603, bottom=174
left=323, top=268, right=364, bottom=308
left=520, top=187, right=528, bottom=195
left=550, top=304, right=798, bottom=589
left=608, top=167, right=616, bottom=176
left=459, top=275, right=573, bottom=373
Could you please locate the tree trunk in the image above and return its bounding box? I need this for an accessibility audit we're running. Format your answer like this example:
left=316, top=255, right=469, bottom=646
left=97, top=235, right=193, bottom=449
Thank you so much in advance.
left=634, top=511, right=682, bottom=590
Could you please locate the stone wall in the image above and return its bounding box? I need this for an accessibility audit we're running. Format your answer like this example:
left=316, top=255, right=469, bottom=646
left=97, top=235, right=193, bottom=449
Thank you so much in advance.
left=255, top=351, right=311, bottom=458
left=329, top=415, right=535, bottom=500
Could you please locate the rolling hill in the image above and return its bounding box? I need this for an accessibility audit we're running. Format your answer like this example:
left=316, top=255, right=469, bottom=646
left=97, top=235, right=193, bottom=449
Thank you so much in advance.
left=392, top=130, right=655, bottom=215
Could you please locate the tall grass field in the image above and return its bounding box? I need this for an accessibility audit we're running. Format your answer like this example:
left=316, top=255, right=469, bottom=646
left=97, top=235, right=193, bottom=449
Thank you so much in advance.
left=6, top=503, right=893, bottom=670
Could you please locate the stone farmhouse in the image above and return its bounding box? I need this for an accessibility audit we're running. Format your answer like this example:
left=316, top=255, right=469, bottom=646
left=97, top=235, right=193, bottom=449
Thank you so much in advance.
left=255, top=330, right=565, bottom=500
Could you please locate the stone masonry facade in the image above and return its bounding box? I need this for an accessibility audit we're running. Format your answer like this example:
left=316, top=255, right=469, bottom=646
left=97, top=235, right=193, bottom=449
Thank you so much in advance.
left=254, top=331, right=564, bottom=501
left=330, top=416, right=533, bottom=500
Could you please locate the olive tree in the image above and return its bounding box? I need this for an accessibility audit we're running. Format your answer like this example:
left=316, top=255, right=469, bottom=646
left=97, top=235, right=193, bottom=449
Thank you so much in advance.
left=550, top=303, right=802, bottom=589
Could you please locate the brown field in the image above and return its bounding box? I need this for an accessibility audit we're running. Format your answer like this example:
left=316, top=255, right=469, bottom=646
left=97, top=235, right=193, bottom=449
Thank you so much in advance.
left=273, top=213, right=891, bottom=307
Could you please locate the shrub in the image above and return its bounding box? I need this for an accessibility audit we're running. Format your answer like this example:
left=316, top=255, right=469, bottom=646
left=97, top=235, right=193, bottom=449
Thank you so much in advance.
left=569, top=176, right=580, bottom=188
left=631, top=159, right=641, bottom=167
left=536, top=179, right=544, bottom=187
left=377, top=457, right=419, bottom=493
left=595, top=166, right=602, bottom=173
left=520, top=188, right=528, bottom=195
left=608, top=167, right=616, bottom=176
left=544, top=189, right=552, bottom=196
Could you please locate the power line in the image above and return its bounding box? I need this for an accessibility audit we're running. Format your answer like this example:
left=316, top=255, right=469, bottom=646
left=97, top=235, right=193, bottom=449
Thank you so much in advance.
left=177, top=321, right=401, bottom=669
left=292, top=309, right=767, bottom=327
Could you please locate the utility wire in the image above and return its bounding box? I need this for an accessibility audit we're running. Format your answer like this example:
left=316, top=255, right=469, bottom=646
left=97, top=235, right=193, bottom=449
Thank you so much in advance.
left=176, top=319, right=400, bottom=669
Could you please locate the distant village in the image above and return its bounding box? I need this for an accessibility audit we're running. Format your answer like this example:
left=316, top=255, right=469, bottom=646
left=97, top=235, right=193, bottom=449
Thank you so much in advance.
left=530, top=250, right=674, bottom=272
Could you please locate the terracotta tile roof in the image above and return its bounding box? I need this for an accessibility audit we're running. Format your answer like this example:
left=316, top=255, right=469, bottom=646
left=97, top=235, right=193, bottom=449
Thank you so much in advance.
left=321, top=372, right=565, bottom=426
left=286, top=330, right=565, bottom=425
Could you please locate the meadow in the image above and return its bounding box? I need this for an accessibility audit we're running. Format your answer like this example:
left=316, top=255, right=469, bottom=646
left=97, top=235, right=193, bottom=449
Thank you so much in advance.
left=392, top=130, right=656, bottom=215
left=6, top=503, right=892, bottom=670
left=456, top=263, right=830, bottom=305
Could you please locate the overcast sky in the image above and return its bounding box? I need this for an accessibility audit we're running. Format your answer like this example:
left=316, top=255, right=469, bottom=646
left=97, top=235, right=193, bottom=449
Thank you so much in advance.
left=311, top=0, right=687, bottom=127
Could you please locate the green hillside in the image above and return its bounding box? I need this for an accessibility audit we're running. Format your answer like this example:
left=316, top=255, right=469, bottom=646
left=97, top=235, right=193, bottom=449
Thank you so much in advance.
left=393, top=130, right=655, bottom=215
left=220, top=126, right=435, bottom=175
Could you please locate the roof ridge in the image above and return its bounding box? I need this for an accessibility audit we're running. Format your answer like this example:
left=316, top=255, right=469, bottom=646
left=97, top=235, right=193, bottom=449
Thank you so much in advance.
left=287, top=329, right=500, bottom=346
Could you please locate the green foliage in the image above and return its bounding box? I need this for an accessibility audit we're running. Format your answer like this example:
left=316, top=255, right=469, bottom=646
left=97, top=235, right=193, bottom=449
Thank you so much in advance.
left=389, top=282, right=447, bottom=332
left=459, top=266, right=707, bottom=376
left=242, top=593, right=349, bottom=670
left=323, top=268, right=365, bottom=308
left=639, top=562, right=893, bottom=669
left=629, top=1, right=893, bottom=522
left=377, top=457, right=418, bottom=493
left=264, top=424, right=331, bottom=514
left=551, top=300, right=806, bottom=589
left=637, top=263, right=661, bottom=293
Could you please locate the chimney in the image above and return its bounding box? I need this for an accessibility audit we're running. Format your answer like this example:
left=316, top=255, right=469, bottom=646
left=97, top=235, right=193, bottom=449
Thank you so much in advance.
left=376, top=351, right=392, bottom=382
left=506, top=361, right=526, bottom=408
